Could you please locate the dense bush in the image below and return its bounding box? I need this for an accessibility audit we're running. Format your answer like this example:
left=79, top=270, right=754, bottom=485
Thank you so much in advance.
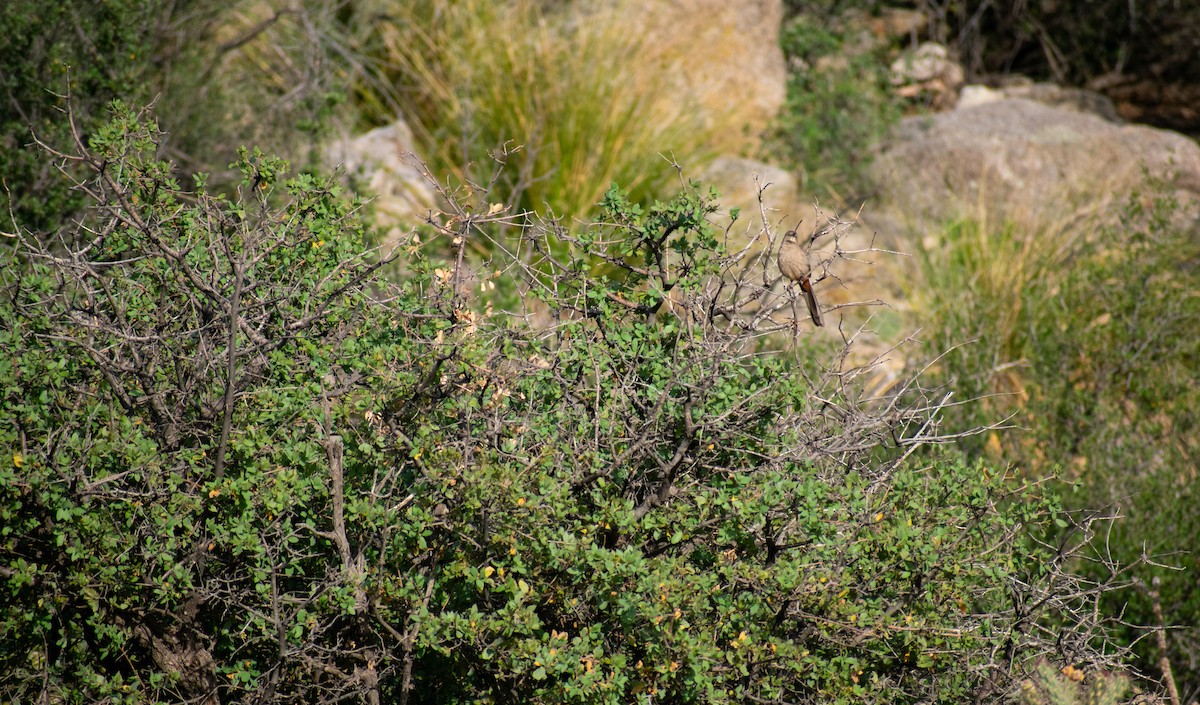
left=907, top=188, right=1200, bottom=699
left=1, top=102, right=390, bottom=704
left=0, top=105, right=1138, bottom=704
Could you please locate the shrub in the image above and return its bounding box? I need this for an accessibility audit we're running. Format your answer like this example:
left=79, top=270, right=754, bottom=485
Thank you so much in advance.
left=0, top=104, right=1136, bottom=704
left=1, top=101, right=390, bottom=703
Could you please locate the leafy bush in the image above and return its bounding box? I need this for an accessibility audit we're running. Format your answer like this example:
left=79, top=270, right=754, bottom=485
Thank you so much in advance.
left=1, top=102, right=389, bottom=703
left=905, top=186, right=1200, bottom=699
left=0, top=104, right=1137, bottom=704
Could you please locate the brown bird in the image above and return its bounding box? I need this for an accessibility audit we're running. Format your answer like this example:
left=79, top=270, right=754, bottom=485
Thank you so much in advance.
left=778, top=230, right=823, bottom=327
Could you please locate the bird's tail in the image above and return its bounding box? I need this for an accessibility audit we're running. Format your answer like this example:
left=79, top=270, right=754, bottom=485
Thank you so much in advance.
left=800, top=280, right=823, bottom=327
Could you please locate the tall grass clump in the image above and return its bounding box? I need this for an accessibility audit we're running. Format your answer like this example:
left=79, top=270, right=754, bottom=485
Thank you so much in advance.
left=901, top=198, right=1096, bottom=448
left=905, top=184, right=1200, bottom=698
left=352, top=0, right=726, bottom=222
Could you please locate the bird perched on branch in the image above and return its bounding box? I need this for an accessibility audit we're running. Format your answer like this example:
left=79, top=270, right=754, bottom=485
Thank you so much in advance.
left=778, top=230, right=823, bottom=327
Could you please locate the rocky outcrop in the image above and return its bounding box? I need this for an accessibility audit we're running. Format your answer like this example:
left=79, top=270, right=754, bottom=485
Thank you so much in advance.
left=870, top=97, right=1200, bottom=226
left=958, top=81, right=1121, bottom=123
left=889, top=42, right=963, bottom=109
left=614, top=0, right=786, bottom=150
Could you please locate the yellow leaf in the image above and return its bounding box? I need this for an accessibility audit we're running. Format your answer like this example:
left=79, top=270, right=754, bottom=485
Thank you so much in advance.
left=12, top=453, right=22, bottom=468
left=483, top=566, right=495, bottom=579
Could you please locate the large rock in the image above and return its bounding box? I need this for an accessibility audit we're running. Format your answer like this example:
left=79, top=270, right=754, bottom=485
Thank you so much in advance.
left=325, top=120, right=436, bottom=251
left=699, top=155, right=797, bottom=227
left=614, top=0, right=786, bottom=149
left=889, top=42, right=963, bottom=109
left=870, top=97, right=1200, bottom=226
left=957, top=81, right=1121, bottom=123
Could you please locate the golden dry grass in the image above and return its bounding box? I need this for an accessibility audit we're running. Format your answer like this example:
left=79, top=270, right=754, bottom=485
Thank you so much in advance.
left=361, top=0, right=736, bottom=222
